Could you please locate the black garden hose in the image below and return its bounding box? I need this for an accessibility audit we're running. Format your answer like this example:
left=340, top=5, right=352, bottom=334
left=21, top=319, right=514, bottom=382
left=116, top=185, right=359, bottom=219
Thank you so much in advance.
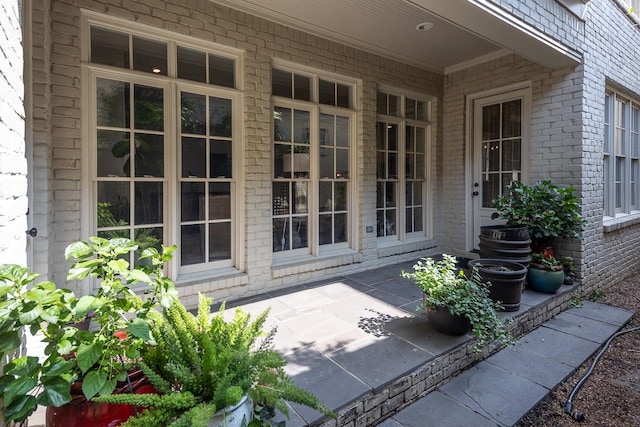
left=563, top=325, right=640, bottom=422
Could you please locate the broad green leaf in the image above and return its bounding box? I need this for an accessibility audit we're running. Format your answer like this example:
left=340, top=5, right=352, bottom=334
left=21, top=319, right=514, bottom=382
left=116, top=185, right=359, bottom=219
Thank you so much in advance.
left=25, top=288, right=48, bottom=301
left=108, top=259, right=130, bottom=273
left=56, top=339, right=73, bottom=355
left=4, top=394, right=37, bottom=423
left=128, top=269, right=151, bottom=284
left=67, top=266, right=93, bottom=281
left=37, top=377, right=72, bottom=407
left=64, top=241, right=92, bottom=260
left=3, top=375, right=37, bottom=406
left=41, top=357, right=75, bottom=378
left=39, top=306, right=60, bottom=324
left=76, top=342, right=103, bottom=373
left=82, top=370, right=107, bottom=400
left=6, top=356, right=40, bottom=376
left=0, top=330, right=22, bottom=353
left=75, top=295, right=102, bottom=316
left=99, top=378, right=117, bottom=396
left=127, top=318, right=151, bottom=341
left=18, top=306, right=43, bottom=324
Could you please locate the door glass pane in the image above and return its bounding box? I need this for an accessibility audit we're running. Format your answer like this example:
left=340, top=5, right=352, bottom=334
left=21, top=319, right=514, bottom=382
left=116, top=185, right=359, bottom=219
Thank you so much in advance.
left=482, top=174, right=499, bottom=208
left=181, top=92, right=206, bottom=134
left=210, top=97, right=232, bottom=137
left=502, top=100, right=521, bottom=138
left=181, top=182, right=205, bottom=222
left=133, top=133, right=164, bottom=177
left=98, top=182, right=130, bottom=226
left=134, top=85, right=163, bottom=131
left=181, top=224, right=204, bottom=265
left=97, top=79, right=129, bottom=128
left=182, top=137, right=206, bottom=178
left=97, top=130, right=130, bottom=177
left=209, top=223, right=231, bottom=261
left=209, top=183, right=231, bottom=220
left=482, top=104, right=500, bottom=140
left=177, top=46, right=206, bottom=83
left=501, top=139, right=521, bottom=172
left=135, top=182, right=163, bottom=225
left=482, top=142, right=500, bottom=172
left=209, top=54, right=235, bottom=88
left=132, top=36, right=167, bottom=75
left=91, top=27, right=129, bottom=68
left=210, top=139, right=232, bottom=178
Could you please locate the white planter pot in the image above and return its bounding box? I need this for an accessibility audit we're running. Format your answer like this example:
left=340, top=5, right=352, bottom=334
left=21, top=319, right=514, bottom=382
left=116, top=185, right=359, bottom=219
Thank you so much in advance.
left=208, top=394, right=253, bottom=427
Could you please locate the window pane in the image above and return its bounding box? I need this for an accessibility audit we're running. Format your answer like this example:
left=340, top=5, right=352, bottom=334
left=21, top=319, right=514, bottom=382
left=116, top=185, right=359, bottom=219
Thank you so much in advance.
left=336, top=116, right=349, bottom=147
left=388, top=124, right=398, bottom=151
left=134, top=227, right=163, bottom=264
left=294, top=74, right=311, bottom=101
left=385, top=182, right=396, bottom=207
left=292, top=217, right=307, bottom=249
left=273, top=182, right=290, bottom=215
left=275, top=143, right=291, bottom=178
left=177, top=46, right=206, bottom=83
left=182, top=137, right=206, bottom=178
left=209, top=183, right=231, bottom=220
left=319, top=182, right=332, bottom=212
left=405, top=98, right=416, bottom=120
left=335, top=182, right=347, bottom=211
left=133, top=133, right=164, bottom=177
left=181, top=92, right=206, bottom=135
left=320, top=114, right=334, bottom=146
left=336, top=148, right=349, bottom=179
left=334, top=213, right=347, bottom=243
left=210, top=139, right=232, bottom=178
left=209, top=54, right=235, bottom=88
left=181, top=182, right=205, bottom=222
left=273, top=218, right=289, bottom=251
left=274, top=107, right=291, bottom=142
left=210, top=97, right=232, bottom=137
left=98, top=182, right=130, bottom=226
left=482, top=104, right=500, bottom=140
left=291, top=147, right=310, bottom=178
left=134, top=85, right=163, bottom=131
left=272, top=69, right=292, bottom=98
left=388, top=95, right=400, bottom=117
left=413, top=182, right=423, bottom=205
left=132, top=36, right=167, bottom=75
left=97, top=130, right=130, bottom=177
left=209, top=223, right=231, bottom=261
left=319, top=214, right=332, bottom=245
left=406, top=126, right=415, bottom=152
left=320, top=147, right=334, bottom=178
left=294, top=110, right=310, bottom=143
left=406, top=153, right=414, bottom=179
left=292, top=182, right=308, bottom=214
left=405, top=182, right=413, bottom=206
left=97, top=78, right=129, bottom=128
left=319, top=79, right=334, bottom=105
left=414, top=207, right=423, bottom=232
left=91, top=27, right=129, bottom=68
left=502, top=100, right=521, bottom=138
left=181, top=224, right=204, bottom=265
left=417, top=101, right=428, bottom=121
left=135, top=182, right=163, bottom=224
left=388, top=153, right=398, bottom=179
left=337, top=84, right=350, bottom=108
left=416, top=154, right=425, bottom=179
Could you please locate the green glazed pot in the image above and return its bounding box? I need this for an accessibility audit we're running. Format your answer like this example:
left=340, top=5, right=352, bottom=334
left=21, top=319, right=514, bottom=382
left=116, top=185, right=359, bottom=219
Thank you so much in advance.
left=526, top=265, right=564, bottom=293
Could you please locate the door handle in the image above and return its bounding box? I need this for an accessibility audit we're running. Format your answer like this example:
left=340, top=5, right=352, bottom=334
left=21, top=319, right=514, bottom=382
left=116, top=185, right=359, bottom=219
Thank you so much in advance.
left=472, top=191, right=479, bottom=196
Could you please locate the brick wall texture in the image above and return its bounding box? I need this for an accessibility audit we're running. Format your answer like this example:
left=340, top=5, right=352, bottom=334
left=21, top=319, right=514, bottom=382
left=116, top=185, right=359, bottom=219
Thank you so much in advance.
left=0, top=0, right=27, bottom=267
left=27, top=0, right=640, bottom=302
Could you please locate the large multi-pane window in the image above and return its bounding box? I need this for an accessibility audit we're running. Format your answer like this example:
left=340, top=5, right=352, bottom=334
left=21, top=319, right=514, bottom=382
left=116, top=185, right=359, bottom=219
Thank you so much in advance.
left=376, top=90, right=431, bottom=241
left=87, top=18, right=240, bottom=273
left=271, top=66, right=355, bottom=257
left=604, top=90, right=640, bottom=218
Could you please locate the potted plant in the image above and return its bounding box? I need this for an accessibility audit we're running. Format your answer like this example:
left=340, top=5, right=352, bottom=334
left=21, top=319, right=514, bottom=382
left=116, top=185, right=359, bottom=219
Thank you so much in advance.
left=467, top=258, right=528, bottom=312
left=402, top=255, right=512, bottom=350
left=527, top=253, right=565, bottom=294
left=94, top=293, right=336, bottom=426
left=0, top=237, right=178, bottom=426
left=491, top=180, right=587, bottom=255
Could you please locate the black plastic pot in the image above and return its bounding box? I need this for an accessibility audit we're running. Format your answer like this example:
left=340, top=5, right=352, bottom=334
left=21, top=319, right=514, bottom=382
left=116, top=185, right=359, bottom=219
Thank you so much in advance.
left=479, top=225, right=532, bottom=266
left=468, top=258, right=528, bottom=312
left=425, top=304, right=471, bottom=336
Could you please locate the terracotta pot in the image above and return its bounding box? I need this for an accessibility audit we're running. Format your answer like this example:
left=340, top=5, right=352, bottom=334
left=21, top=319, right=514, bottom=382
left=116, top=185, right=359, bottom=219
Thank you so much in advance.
left=46, top=369, right=155, bottom=427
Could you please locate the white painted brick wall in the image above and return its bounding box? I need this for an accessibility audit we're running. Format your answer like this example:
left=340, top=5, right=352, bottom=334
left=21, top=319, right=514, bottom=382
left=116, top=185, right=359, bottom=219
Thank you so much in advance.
left=0, top=0, right=27, bottom=267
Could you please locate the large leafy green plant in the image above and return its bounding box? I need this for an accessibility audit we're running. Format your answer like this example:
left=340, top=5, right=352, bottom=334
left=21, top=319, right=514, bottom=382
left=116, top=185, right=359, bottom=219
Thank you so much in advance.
left=491, top=180, right=587, bottom=247
left=402, top=255, right=512, bottom=350
left=0, top=237, right=178, bottom=424
left=95, top=293, right=335, bottom=426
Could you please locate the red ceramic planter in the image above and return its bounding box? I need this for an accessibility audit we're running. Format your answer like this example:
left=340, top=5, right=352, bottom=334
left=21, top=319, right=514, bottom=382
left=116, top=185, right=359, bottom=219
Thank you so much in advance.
left=46, top=369, right=155, bottom=427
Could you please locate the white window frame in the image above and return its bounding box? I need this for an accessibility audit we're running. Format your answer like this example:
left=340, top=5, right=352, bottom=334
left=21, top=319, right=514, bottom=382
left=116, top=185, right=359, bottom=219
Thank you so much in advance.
left=271, top=60, right=358, bottom=264
left=603, top=89, right=640, bottom=222
left=80, top=11, right=245, bottom=281
left=376, top=87, right=433, bottom=245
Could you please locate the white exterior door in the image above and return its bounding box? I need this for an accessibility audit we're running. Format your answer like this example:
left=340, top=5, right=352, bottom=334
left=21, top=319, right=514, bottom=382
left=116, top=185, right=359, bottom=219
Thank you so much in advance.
left=470, top=87, right=530, bottom=249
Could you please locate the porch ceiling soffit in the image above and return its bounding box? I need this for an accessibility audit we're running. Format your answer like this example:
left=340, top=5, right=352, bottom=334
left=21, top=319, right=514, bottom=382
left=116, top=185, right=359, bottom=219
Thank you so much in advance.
left=212, top=0, right=581, bottom=74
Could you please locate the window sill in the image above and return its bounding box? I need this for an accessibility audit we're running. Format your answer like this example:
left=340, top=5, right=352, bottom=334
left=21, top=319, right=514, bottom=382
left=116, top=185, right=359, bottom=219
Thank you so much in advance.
left=603, top=211, right=640, bottom=232
left=271, top=249, right=363, bottom=278
left=376, top=237, right=437, bottom=258
left=174, top=267, right=248, bottom=288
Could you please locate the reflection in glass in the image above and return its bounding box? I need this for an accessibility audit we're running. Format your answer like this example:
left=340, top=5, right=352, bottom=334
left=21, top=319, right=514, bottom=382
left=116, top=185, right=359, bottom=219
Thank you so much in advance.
left=502, top=139, right=521, bottom=172
left=135, top=182, right=163, bottom=224
left=209, top=223, right=231, bottom=261
left=320, top=114, right=333, bottom=146
left=181, top=182, right=205, bottom=222
left=97, top=181, right=130, bottom=226
left=335, top=182, right=347, bottom=211
left=209, top=183, right=231, bottom=220
left=320, top=147, right=334, bottom=178
left=91, top=27, right=129, bottom=68
left=182, top=137, right=206, bottom=178
left=292, top=182, right=308, bottom=214
left=133, top=133, right=164, bottom=177
left=97, top=130, right=130, bottom=177
left=132, top=36, right=167, bottom=75
left=272, top=182, right=290, bottom=216
left=210, top=97, right=232, bottom=137
left=181, top=224, right=204, bottom=265
left=134, top=85, right=164, bottom=131
left=482, top=174, right=499, bottom=208
left=319, top=182, right=332, bottom=212
left=97, top=78, right=129, bottom=128
left=178, top=46, right=206, bottom=83
left=210, top=139, right=232, bottom=178
left=274, top=143, right=291, bottom=178
left=274, top=107, right=291, bottom=142
left=273, top=218, right=290, bottom=252
left=294, top=110, right=310, bottom=143
left=319, top=79, right=334, bottom=105
left=294, top=74, right=311, bottom=101
left=291, top=217, right=307, bottom=249
left=482, top=104, right=500, bottom=141
left=134, top=227, right=163, bottom=267
left=502, top=100, right=521, bottom=138
left=181, top=92, right=206, bottom=134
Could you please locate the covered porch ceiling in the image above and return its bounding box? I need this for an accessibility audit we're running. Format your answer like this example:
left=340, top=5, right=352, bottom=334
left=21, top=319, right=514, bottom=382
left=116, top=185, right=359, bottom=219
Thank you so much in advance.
left=214, top=0, right=582, bottom=74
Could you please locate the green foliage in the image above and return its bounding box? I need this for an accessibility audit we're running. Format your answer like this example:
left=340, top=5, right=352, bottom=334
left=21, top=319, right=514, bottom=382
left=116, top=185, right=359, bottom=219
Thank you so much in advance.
left=0, top=238, right=178, bottom=424
left=491, top=180, right=587, bottom=246
left=99, top=293, right=335, bottom=425
left=402, top=255, right=513, bottom=350
left=531, top=253, right=563, bottom=270
left=570, top=291, right=583, bottom=308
